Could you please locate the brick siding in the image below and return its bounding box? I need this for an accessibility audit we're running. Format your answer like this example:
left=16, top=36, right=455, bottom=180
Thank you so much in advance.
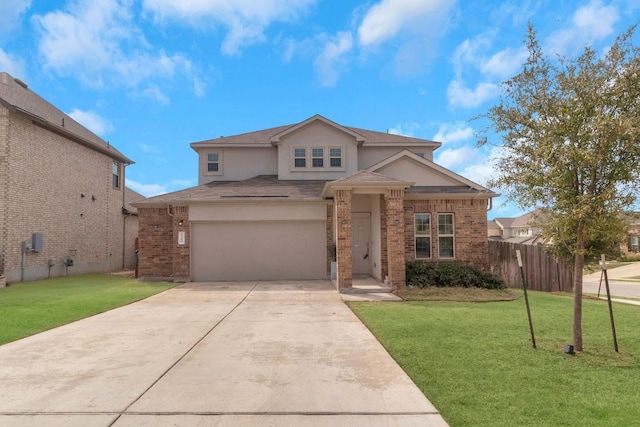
left=404, top=199, right=489, bottom=270
left=137, top=205, right=190, bottom=280
left=1, top=110, right=129, bottom=282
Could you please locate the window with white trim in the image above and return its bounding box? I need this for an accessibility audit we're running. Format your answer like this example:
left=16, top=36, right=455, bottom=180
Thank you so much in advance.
left=312, top=148, right=324, bottom=168
left=112, top=161, right=120, bottom=188
left=329, top=147, right=343, bottom=168
left=207, top=153, right=220, bottom=172
left=438, top=213, right=455, bottom=258
left=291, top=146, right=344, bottom=171
left=294, top=148, right=307, bottom=168
left=414, top=213, right=431, bottom=259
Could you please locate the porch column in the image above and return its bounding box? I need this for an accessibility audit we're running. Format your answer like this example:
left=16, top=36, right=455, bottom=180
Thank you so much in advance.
left=335, top=189, right=352, bottom=289
left=385, top=188, right=406, bottom=288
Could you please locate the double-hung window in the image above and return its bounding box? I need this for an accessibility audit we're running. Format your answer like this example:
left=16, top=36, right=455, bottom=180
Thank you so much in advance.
left=329, top=147, right=342, bottom=168
left=414, top=213, right=431, bottom=259
left=112, top=161, right=120, bottom=188
left=312, top=148, right=324, bottom=168
left=207, top=153, right=220, bottom=172
left=438, top=213, right=455, bottom=258
left=294, top=148, right=307, bottom=168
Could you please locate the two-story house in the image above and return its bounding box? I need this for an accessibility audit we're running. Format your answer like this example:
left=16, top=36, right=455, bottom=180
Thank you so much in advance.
left=135, top=115, right=497, bottom=289
left=0, top=72, right=136, bottom=283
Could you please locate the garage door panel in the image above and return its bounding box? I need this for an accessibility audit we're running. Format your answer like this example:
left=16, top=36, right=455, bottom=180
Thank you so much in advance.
left=191, top=221, right=326, bottom=281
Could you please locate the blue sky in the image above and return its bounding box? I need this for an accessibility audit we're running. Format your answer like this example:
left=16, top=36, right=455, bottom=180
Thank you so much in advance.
left=1, top=0, right=638, bottom=219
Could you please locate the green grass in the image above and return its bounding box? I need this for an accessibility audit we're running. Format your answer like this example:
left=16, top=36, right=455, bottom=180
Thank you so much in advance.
left=349, top=292, right=640, bottom=426
left=0, top=274, right=175, bottom=345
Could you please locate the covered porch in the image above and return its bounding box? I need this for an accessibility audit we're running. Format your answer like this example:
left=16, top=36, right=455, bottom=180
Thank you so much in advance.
left=323, top=171, right=413, bottom=291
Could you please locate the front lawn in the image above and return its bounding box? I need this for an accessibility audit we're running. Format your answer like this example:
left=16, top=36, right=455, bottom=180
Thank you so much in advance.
left=0, top=274, right=175, bottom=345
left=349, top=292, right=640, bottom=426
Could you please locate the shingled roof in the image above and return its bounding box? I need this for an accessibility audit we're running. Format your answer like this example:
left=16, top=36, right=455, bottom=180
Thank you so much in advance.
left=190, top=114, right=441, bottom=148
left=134, top=175, right=328, bottom=205
left=0, top=72, right=132, bottom=164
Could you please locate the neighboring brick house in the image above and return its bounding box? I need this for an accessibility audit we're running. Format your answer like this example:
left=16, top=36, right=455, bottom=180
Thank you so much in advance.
left=0, top=72, right=135, bottom=283
left=134, top=115, right=497, bottom=289
left=621, top=212, right=640, bottom=257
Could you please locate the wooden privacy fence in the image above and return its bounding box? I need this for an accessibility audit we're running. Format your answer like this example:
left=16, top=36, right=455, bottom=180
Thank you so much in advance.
left=489, top=241, right=574, bottom=292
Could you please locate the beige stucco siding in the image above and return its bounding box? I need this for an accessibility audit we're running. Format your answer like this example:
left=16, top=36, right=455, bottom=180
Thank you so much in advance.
left=277, top=120, right=358, bottom=180
left=198, top=147, right=278, bottom=184
left=358, top=147, right=434, bottom=169
left=376, top=158, right=461, bottom=186
left=2, top=112, right=125, bottom=281
left=190, top=202, right=327, bottom=222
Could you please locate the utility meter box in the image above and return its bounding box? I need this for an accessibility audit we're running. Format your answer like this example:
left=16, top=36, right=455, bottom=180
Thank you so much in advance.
left=32, top=233, right=43, bottom=252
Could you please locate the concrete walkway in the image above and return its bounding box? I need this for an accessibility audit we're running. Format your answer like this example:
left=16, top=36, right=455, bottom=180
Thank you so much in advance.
left=0, top=281, right=447, bottom=426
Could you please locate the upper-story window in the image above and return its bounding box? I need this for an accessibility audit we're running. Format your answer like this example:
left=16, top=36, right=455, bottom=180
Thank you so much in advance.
left=330, top=147, right=343, bottom=167
left=112, top=161, right=120, bottom=188
left=312, top=148, right=324, bottom=168
left=292, top=146, right=344, bottom=171
left=294, top=148, right=307, bottom=168
left=204, top=151, right=223, bottom=175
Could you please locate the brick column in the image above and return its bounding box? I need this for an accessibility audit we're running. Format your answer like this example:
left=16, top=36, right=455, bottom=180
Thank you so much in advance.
left=172, top=205, right=190, bottom=281
left=335, top=189, right=352, bottom=289
left=385, top=189, right=406, bottom=288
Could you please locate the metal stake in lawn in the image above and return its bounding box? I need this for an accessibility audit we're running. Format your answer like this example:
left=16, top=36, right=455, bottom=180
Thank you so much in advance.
left=601, top=254, right=619, bottom=353
left=516, top=249, right=536, bottom=349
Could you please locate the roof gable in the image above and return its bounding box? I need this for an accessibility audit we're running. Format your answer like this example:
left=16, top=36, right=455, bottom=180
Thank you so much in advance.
left=368, top=150, right=493, bottom=192
left=269, top=114, right=365, bottom=146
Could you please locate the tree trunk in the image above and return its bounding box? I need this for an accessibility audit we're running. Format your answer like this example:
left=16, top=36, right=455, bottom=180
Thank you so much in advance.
left=573, top=232, right=585, bottom=351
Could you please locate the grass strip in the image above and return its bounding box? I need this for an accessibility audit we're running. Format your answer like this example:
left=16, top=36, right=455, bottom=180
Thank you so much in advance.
left=0, top=274, right=175, bottom=345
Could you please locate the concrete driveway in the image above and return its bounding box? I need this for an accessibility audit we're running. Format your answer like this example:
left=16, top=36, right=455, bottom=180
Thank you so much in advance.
left=0, top=281, right=447, bottom=426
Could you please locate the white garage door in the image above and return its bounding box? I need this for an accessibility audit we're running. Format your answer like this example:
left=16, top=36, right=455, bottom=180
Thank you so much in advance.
left=191, top=221, right=326, bottom=281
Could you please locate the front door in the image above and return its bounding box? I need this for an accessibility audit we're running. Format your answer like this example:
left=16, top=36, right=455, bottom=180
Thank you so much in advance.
left=352, top=214, right=371, bottom=275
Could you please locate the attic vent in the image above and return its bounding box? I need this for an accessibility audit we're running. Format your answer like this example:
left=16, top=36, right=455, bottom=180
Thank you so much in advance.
left=14, top=78, right=28, bottom=89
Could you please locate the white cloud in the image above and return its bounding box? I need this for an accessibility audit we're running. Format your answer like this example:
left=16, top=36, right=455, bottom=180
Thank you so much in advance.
left=0, top=0, right=31, bottom=35
left=33, top=0, right=192, bottom=98
left=126, top=178, right=194, bottom=197
left=388, top=122, right=422, bottom=137
left=67, top=108, right=113, bottom=136
left=436, top=146, right=478, bottom=169
left=357, top=0, right=455, bottom=75
left=447, top=80, right=500, bottom=109
left=458, top=145, right=504, bottom=187
left=447, top=31, right=526, bottom=109
left=142, top=0, right=317, bottom=56
left=546, top=0, right=619, bottom=56
left=313, top=31, right=353, bottom=87
left=433, top=123, right=474, bottom=144
left=0, top=48, right=26, bottom=78
left=358, top=0, right=453, bottom=46
left=140, top=85, right=170, bottom=105
left=481, top=47, right=528, bottom=79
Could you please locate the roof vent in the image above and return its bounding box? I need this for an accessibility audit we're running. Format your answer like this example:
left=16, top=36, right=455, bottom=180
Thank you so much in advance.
left=14, top=78, right=28, bottom=89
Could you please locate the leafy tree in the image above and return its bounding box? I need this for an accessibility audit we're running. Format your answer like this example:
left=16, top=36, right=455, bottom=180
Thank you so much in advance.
left=478, top=24, right=640, bottom=351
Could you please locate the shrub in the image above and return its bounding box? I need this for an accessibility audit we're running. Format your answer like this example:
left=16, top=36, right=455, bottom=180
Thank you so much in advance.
left=406, top=262, right=505, bottom=289
left=619, top=254, right=640, bottom=262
